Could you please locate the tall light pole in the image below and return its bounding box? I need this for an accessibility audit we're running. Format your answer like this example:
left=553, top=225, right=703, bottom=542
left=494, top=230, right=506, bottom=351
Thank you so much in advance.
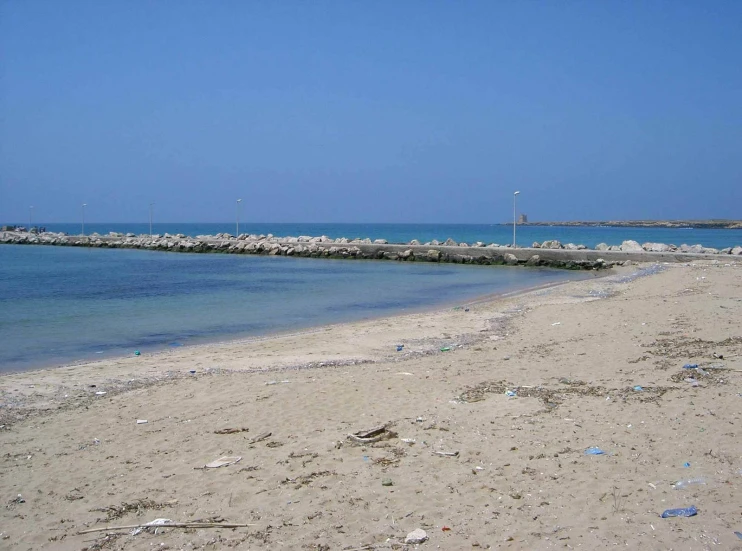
left=82, top=203, right=87, bottom=236
left=512, top=191, right=520, bottom=248
left=236, top=198, right=242, bottom=237
left=29, top=206, right=33, bottom=231
left=149, top=203, right=154, bottom=237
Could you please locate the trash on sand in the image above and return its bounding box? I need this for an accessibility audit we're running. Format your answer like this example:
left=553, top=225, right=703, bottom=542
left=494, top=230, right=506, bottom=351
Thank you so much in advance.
left=440, top=347, right=451, bottom=352
left=202, top=456, right=242, bottom=469
left=442, top=526, right=451, bottom=531
left=78, top=520, right=255, bottom=535
left=381, top=478, right=393, bottom=486
left=584, top=447, right=606, bottom=455
left=189, top=370, right=196, bottom=374
left=265, top=380, right=290, bottom=385
left=214, top=427, right=249, bottom=435
left=551, top=322, right=562, bottom=326
left=396, top=345, right=404, bottom=351
left=95, top=391, right=107, bottom=396
left=347, top=424, right=397, bottom=445
left=433, top=451, right=459, bottom=457
left=734, top=531, right=742, bottom=540
left=9, top=494, right=24, bottom=504
left=661, top=505, right=697, bottom=518
left=683, top=363, right=698, bottom=369
left=132, top=518, right=173, bottom=536
left=248, top=432, right=271, bottom=444
left=505, top=390, right=517, bottom=397
left=136, top=419, right=147, bottom=424
left=683, top=462, right=691, bottom=468
left=673, top=477, right=706, bottom=489
left=464, top=308, right=470, bottom=312
left=633, top=386, right=643, bottom=392
left=134, top=351, right=141, bottom=356
left=401, top=438, right=416, bottom=444
left=405, top=528, right=429, bottom=544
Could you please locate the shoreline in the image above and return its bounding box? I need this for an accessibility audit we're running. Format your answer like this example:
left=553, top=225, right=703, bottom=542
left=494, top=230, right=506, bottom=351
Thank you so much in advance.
left=0, top=263, right=600, bottom=377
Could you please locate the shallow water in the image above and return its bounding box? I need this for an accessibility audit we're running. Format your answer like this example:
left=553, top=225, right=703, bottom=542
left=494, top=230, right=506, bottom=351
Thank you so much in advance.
left=0, top=245, right=596, bottom=372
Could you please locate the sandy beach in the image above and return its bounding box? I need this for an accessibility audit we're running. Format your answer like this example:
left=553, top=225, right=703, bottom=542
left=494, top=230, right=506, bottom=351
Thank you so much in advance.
left=1, top=260, right=741, bottom=550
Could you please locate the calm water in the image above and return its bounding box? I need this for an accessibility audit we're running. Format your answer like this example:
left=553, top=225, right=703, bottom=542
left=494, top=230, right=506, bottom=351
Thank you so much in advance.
left=10, top=222, right=742, bottom=249
left=0, top=244, right=596, bottom=373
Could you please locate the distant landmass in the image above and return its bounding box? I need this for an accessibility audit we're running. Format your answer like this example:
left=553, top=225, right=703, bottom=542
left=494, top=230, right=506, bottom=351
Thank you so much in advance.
left=508, top=220, right=742, bottom=229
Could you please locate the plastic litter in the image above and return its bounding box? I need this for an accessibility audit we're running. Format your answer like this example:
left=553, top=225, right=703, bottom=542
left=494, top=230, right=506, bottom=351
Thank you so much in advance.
left=633, top=385, right=643, bottom=392
left=131, top=518, right=173, bottom=536
left=661, top=505, right=697, bottom=518
left=505, top=390, right=517, bottom=397
left=440, top=347, right=451, bottom=352
left=683, top=363, right=698, bottom=369
left=136, top=419, right=148, bottom=424
left=95, top=391, right=107, bottom=396
left=134, top=350, right=141, bottom=356
left=673, top=477, right=706, bottom=489
left=734, top=531, right=742, bottom=540
left=584, top=447, right=606, bottom=455
left=396, top=345, right=404, bottom=351
left=683, top=462, right=691, bottom=468
left=203, top=456, right=242, bottom=469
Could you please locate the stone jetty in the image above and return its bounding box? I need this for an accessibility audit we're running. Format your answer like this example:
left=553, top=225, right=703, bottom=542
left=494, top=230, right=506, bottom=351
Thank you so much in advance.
left=1, top=231, right=740, bottom=270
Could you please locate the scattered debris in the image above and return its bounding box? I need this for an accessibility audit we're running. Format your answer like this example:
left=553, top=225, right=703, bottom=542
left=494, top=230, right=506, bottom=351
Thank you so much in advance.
left=214, top=427, right=249, bottom=435
left=405, top=528, right=428, bottom=544
left=347, top=425, right=397, bottom=445
left=136, top=419, right=147, bottom=424
left=584, top=447, right=606, bottom=456
left=201, top=456, right=242, bottom=469
left=78, top=519, right=254, bottom=535
left=265, top=380, right=290, bottom=386
left=249, top=432, right=272, bottom=444
left=661, top=505, right=698, bottom=518
left=433, top=451, right=459, bottom=457
left=381, top=478, right=394, bottom=486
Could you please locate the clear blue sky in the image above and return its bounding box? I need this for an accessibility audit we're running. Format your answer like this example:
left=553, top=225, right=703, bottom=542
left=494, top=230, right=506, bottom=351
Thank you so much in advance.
left=1, top=1, right=740, bottom=224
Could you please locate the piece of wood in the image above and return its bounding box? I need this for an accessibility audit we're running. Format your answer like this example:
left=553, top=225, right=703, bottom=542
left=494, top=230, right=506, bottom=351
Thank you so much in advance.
left=78, top=522, right=255, bottom=534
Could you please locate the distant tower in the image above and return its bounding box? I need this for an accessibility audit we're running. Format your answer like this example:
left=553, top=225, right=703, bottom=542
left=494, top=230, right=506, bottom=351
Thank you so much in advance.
left=518, top=213, right=528, bottom=224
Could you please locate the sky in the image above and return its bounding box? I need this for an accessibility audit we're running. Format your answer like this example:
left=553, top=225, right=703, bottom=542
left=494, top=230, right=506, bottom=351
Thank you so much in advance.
left=1, top=1, right=740, bottom=224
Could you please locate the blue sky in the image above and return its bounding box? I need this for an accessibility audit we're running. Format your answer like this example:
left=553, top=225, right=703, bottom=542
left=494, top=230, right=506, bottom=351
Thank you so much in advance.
left=1, top=1, right=740, bottom=224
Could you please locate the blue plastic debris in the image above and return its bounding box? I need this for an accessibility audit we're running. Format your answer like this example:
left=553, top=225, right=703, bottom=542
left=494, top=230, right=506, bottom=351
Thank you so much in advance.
left=505, top=390, right=517, bottom=397
left=683, top=363, right=698, bottom=369
left=734, top=531, right=742, bottom=540
left=633, top=385, right=643, bottom=392
left=683, top=462, right=691, bottom=468
left=584, top=447, right=606, bottom=455
left=661, top=505, right=697, bottom=518
left=396, top=345, right=404, bottom=351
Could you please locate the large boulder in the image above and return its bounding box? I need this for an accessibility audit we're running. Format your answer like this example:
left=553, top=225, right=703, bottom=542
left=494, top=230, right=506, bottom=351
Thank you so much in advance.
left=504, top=253, right=519, bottom=265
left=531, top=241, right=541, bottom=248
left=563, top=243, right=579, bottom=250
left=541, top=240, right=562, bottom=249
left=444, top=238, right=458, bottom=246
left=732, top=246, right=742, bottom=255
left=595, top=243, right=609, bottom=251
left=525, top=254, right=540, bottom=266
left=642, top=242, right=671, bottom=252
left=426, top=250, right=441, bottom=261
left=620, top=240, right=644, bottom=252
left=409, top=239, right=421, bottom=246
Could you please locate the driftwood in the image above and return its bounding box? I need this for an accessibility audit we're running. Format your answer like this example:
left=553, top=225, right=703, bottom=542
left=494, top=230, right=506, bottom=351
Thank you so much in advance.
left=248, top=432, right=272, bottom=444
left=78, top=522, right=255, bottom=534
left=347, top=424, right=396, bottom=444
left=214, top=428, right=249, bottom=435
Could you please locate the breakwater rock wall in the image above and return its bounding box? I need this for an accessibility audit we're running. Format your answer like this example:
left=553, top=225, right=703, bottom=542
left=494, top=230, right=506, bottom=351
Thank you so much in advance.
left=2, top=232, right=740, bottom=270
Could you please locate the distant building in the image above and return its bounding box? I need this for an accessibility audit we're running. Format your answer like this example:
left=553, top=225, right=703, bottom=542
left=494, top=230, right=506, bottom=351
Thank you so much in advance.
left=518, top=214, right=528, bottom=224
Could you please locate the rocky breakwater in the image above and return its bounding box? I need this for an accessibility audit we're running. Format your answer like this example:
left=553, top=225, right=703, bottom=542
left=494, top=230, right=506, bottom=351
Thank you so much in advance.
left=2, top=232, right=740, bottom=269
left=1, top=231, right=613, bottom=270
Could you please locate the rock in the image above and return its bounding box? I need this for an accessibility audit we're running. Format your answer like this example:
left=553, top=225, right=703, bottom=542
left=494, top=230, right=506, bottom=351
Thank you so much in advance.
left=473, top=241, right=485, bottom=247
left=642, top=242, right=671, bottom=252
left=409, top=239, right=421, bottom=246
left=405, top=529, right=428, bottom=544
left=732, top=246, right=742, bottom=255
left=459, top=242, right=469, bottom=247
left=620, top=240, right=643, bottom=252
left=426, top=250, right=441, bottom=261
left=430, top=240, right=440, bottom=246
left=702, top=247, right=719, bottom=254
left=525, top=255, right=540, bottom=266
left=623, top=260, right=633, bottom=266
left=504, top=253, right=518, bottom=265
left=595, top=243, right=609, bottom=251
left=444, top=238, right=458, bottom=246
left=399, top=249, right=413, bottom=260
left=563, top=243, right=579, bottom=250
left=531, top=241, right=541, bottom=248
left=373, top=239, right=388, bottom=244
left=541, top=240, right=562, bottom=249
left=721, top=247, right=732, bottom=254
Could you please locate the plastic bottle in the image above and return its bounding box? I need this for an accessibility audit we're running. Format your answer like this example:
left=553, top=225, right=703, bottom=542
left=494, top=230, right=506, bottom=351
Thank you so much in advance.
left=661, top=505, right=698, bottom=518
left=673, top=478, right=707, bottom=489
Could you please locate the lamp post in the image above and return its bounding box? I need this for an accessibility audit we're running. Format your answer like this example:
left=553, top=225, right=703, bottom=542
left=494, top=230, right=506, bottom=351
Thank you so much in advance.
left=29, top=206, right=33, bottom=231
left=236, top=198, right=242, bottom=237
left=149, top=203, right=154, bottom=237
left=82, top=203, right=87, bottom=236
left=512, top=191, right=520, bottom=248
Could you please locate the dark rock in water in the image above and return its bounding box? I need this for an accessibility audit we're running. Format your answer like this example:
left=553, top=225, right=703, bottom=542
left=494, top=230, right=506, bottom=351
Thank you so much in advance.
left=526, top=255, right=540, bottom=266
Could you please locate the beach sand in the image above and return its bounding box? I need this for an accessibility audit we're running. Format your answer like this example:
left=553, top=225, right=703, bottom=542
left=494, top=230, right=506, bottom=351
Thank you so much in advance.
left=1, top=260, right=741, bottom=550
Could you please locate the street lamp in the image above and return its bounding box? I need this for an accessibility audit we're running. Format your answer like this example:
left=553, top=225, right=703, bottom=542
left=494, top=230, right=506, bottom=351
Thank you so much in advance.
left=149, top=203, right=154, bottom=237
left=512, top=191, right=520, bottom=248
left=82, top=203, right=87, bottom=236
left=236, top=198, right=242, bottom=237
left=29, top=206, right=33, bottom=231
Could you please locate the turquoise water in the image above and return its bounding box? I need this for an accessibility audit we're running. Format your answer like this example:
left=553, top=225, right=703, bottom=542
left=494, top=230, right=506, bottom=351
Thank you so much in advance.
left=0, top=244, right=596, bottom=373
left=10, top=222, right=742, bottom=249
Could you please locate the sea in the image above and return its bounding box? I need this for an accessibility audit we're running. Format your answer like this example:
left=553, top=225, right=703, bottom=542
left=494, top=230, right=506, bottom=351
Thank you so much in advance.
left=2, top=222, right=740, bottom=373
